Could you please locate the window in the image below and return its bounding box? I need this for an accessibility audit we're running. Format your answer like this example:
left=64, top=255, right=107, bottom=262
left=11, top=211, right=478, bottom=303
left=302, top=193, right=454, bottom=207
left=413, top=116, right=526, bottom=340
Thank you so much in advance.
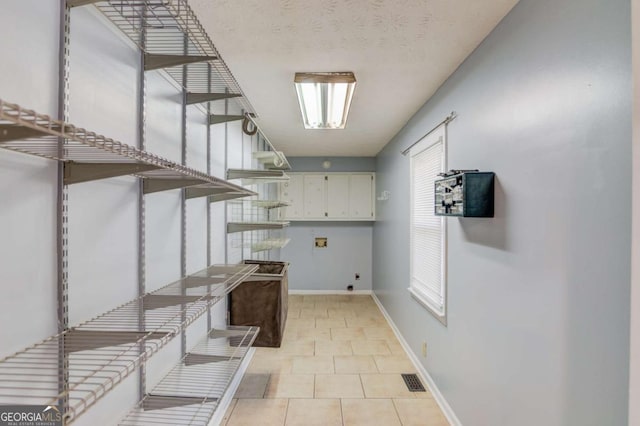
left=409, top=125, right=447, bottom=324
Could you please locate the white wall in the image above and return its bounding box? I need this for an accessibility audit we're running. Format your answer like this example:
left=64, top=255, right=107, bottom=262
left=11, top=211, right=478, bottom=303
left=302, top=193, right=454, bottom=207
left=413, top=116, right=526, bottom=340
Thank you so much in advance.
left=374, top=0, right=631, bottom=424
left=0, top=0, right=58, bottom=358
left=67, top=6, right=139, bottom=327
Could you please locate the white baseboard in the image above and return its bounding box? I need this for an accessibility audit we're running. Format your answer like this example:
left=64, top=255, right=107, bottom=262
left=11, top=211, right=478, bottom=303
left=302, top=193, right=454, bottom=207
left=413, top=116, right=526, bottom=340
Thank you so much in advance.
left=288, top=289, right=372, bottom=295
left=208, top=347, right=256, bottom=426
left=371, top=293, right=462, bottom=426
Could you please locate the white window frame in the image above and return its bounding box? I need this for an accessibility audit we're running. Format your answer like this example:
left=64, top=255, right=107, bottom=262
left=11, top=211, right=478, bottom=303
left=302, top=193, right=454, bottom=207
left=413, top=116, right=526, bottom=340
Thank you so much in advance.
left=408, top=125, right=447, bottom=325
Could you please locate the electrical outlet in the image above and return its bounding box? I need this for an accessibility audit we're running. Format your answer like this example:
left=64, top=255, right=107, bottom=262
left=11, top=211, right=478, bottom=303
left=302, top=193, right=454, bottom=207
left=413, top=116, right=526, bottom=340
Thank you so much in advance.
left=355, top=273, right=360, bottom=280
left=421, top=341, right=427, bottom=357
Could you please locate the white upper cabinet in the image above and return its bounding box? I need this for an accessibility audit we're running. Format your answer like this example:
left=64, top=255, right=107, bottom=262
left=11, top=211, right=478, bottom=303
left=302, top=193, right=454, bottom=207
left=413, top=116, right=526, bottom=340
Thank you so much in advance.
left=349, top=174, right=374, bottom=219
left=280, top=172, right=375, bottom=221
left=327, top=174, right=350, bottom=218
left=303, top=174, right=326, bottom=219
left=280, top=174, right=304, bottom=218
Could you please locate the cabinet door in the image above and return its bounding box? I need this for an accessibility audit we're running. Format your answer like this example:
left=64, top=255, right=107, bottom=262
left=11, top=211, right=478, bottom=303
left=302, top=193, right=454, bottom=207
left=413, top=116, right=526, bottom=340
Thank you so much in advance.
left=303, top=175, right=326, bottom=219
left=280, top=174, right=304, bottom=219
left=349, top=174, right=374, bottom=219
left=327, top=174, right=350, bottom=218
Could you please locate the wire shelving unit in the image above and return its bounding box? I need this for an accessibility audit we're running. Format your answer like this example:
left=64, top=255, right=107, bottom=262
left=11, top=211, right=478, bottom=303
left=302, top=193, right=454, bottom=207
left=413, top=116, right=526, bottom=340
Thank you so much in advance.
left=0, top=264, right=257, bottom=423
left=74, top=0, right=257, bottom=115
left=119, top=325, right=258, bottom=425
left=0, top=99, right=255, bottom=198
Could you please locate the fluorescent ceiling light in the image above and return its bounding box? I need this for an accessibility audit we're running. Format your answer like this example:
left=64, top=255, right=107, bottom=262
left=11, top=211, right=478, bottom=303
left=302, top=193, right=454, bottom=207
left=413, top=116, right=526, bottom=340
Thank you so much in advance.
left=294, top=72, right=356, bottom=129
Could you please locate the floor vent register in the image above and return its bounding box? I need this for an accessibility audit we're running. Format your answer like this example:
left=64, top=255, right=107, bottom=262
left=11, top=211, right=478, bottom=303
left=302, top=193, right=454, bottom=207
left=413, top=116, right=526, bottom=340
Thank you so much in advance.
left=401, top=373, right=426, bottom=392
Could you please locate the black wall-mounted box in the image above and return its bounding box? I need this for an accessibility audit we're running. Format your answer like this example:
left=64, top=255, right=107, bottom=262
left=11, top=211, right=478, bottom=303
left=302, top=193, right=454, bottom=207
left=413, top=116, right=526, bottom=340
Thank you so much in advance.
left=434, top=171, right=495, bottom=217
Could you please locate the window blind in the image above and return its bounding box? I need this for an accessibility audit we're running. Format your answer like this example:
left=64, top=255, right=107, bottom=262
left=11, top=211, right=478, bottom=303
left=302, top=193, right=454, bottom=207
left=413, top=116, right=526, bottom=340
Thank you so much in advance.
left=410, top=132, right=445, bottom=316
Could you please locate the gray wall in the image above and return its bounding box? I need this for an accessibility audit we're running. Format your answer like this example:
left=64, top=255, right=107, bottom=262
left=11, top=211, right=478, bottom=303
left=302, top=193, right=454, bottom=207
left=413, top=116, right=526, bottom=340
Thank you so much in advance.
left=373, top=0, right=631, bottom=425
left=631, top=0, right=640, bottom=423
left=288, top=156, right=376, bottom=173
left=280, top=157, right=375, bottom=291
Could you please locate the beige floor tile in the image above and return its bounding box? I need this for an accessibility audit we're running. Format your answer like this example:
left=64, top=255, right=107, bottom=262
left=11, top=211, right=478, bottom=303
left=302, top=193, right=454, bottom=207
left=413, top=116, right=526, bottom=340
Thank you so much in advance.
left=255, top=346, right=282, bottom=356
left=315, top=374, right=364, bottom=398
left=327, top=308, right=357, bottom=318
left=346, top=317, right=388, bottom=328
left=412, top=388, right=437, bottom=399
left=326, top=295, right=347, bottom=302
left=334, top=355, right=379, bottom=374
left=221, top=398, right=237, bottom=425
left=393, top=398, right=450, bottom=425
left=386, top=340, right=408, bottom=355
left=341, top=398, right=401, bottom=426
left=265, top=374, right=315, bottom=398
left=287, top=308, right=301, bottom=319
left=277, top=340, right=315, bottom=356
left=360, top=374, right=415, bottom=398
left=315, top=318, right=347, bottom=329
left=294, top=327, right=331, bottom=341
left=285, top=398, right=342, bottom=426
left=331, top=327, right=366, bottom=340
left=227, top=398, right=288, bottom=426
left=300, top=308, right=329, bottom=319
left=353, top=310, right=384, bottom=319
left=315, top=340, right=353, bottom=356
left=281, top=329, right=298, bottom=343
left=373, top=355, right=416, bottom=373
left=234, top=373, right=270, bottom=398
left=291, top=356, right=335, bottom=374
left=287, top=318, right=316, bottom=329
left=351, top=340, right=392, bottom=355
left=362, top=327, right=396, bottom=340
left=247, top=355, right=294, bottom=374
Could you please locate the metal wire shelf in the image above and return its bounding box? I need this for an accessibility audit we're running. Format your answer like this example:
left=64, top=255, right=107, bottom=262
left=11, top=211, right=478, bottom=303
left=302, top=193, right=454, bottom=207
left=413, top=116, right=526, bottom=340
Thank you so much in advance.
left=226, top=168, right=290, bottom=185
left=250, top=238, right=291, bottom=253
left=75, top=0, right=256, bottom=115
left=119, top=325, right=258, bottom=425
left=0, top=263, right=257, bottom=424
left=228, top=199, right=290, bottom=209
left=227, top=221, right=290, bottom=234
left=0, top=98, right=255, bottom=198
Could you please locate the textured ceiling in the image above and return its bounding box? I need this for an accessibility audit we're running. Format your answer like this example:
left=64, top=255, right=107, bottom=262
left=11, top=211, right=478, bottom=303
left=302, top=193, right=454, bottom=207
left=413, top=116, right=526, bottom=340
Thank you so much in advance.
left=190, top=0, right=518, bottom=156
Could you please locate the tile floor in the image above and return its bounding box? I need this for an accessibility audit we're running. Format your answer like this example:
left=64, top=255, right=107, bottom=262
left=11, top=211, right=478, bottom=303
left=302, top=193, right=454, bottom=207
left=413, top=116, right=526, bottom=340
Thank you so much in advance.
left=222, top=295, right=450, bottom=426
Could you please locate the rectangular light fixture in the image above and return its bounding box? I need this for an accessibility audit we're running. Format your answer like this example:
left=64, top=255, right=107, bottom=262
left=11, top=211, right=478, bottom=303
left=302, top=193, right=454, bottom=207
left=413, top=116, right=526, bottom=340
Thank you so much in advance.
left=294, top=72, right=356, bottom=129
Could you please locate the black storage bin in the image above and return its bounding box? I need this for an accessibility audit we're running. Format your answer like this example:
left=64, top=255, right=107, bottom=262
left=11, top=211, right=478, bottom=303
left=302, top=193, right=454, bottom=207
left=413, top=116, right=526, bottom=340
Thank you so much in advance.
left=229, top=260, right=289, bottom=347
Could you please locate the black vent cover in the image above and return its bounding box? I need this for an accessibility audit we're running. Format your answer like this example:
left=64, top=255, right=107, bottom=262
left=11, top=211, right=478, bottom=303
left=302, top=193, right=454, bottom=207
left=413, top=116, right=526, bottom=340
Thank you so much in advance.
left=401, top=373, right=426, bottom=392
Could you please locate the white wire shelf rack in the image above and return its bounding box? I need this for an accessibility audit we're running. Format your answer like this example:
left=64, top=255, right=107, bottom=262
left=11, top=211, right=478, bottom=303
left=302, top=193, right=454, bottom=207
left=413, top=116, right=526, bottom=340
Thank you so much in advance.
left=229, top=237, right=290, bottom=253
left=119, top=325, right=258, bottom=426
left=0, top=98, right=255, bottom=198
left=0, top=264, right=257, bottom=424
left=227, top=221, right=290, bottom=234
left=228, top=199, right=290, bottom=209
left=72, top=0, right=255, bottom=115
left=249, top=238, right=290, bottom=253
left=226, top=168, right=289, bottom=185
left=252, top=151, right=290, bottom=170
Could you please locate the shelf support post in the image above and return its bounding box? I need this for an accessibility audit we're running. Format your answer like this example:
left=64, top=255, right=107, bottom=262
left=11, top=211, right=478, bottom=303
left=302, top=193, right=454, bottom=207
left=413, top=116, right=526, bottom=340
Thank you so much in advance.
left=206, top=63, right=213, bottom=332
left=136, top=5, right=148, bottom=402
left=180, top=32, right=188, bottom=357
left=57, top=0, right=71, bottom=419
